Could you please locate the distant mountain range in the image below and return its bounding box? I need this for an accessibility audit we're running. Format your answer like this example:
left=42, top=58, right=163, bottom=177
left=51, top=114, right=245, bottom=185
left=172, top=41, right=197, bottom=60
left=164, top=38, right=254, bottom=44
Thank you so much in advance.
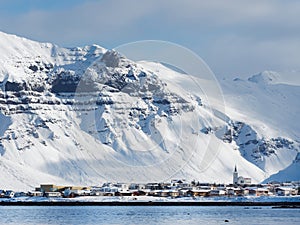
left=0, top=31, right=299, bottom=190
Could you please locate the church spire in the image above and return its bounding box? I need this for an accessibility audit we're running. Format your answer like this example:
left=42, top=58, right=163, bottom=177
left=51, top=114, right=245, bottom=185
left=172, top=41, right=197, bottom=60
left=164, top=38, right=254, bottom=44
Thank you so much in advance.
left=233, top=165, right=238, bottom=185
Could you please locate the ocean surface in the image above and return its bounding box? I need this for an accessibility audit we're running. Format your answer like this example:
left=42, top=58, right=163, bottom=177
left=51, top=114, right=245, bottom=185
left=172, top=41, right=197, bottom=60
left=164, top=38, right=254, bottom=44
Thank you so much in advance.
left=0, top=206, right=299, bottom=225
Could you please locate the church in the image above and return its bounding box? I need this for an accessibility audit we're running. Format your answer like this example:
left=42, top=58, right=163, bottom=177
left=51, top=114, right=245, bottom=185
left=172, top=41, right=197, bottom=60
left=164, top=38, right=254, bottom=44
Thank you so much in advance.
left=233, top=165, right=251, bottom=185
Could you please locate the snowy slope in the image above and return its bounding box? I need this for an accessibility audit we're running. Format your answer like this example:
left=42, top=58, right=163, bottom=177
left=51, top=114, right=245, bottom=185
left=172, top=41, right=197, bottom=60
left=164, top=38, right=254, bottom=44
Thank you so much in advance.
left=263, top=152, right=300, bottom=183
left=222, top=71, right=300, bottom=140
left=0, top=31, right=299, bottom=190
left=140, top=62, right=300, bottom=180
left=219, top=71, right=300, bottom=180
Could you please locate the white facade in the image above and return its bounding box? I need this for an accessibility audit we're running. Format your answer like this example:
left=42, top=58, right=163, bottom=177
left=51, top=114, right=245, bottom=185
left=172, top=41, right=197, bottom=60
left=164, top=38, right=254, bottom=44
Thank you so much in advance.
left=45, top=192, right=61, bottom=197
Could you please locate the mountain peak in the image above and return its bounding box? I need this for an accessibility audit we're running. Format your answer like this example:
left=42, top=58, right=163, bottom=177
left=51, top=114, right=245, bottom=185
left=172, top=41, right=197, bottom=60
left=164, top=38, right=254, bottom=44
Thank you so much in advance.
left=248, top=71, right=280, bottom=85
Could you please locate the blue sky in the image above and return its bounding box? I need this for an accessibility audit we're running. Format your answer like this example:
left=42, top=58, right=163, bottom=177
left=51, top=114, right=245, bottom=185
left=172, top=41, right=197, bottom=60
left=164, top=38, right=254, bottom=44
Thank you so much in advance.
left=1, top=0, right=299, bottom=77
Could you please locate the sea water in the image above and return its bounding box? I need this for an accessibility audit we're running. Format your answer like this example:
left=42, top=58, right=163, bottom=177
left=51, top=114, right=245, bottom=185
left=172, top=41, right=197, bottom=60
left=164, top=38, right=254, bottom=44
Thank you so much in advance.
left=0, top=206, right=299, bottom=225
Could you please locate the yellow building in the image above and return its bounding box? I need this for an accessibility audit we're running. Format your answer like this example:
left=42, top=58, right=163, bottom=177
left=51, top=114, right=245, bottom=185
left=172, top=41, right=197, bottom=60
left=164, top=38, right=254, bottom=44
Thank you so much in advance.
left=40, top=184, right=90, bottom=193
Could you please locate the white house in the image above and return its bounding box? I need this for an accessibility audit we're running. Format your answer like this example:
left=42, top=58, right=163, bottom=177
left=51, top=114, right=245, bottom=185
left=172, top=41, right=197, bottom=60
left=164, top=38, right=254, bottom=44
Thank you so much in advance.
left=4, top=190, right=15, bottom=198
left=276, top=187, right=298, bottom=196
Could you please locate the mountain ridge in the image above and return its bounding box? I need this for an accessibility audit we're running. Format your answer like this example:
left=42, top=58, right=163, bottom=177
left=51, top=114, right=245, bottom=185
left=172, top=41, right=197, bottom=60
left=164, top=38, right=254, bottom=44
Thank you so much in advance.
left=0, top=31, right=299, bottom=190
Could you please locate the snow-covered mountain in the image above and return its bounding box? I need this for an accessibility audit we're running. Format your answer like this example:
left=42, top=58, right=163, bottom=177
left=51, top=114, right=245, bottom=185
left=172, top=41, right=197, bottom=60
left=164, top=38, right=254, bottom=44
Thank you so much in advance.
left=0, top=31, right=299, bottom=190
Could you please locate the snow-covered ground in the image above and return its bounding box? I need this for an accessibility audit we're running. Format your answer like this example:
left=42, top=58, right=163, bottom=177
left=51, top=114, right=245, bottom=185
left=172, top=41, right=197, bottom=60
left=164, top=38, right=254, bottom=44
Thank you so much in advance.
left=1, top=195, right=300, bottom=203
left=0, top=31, right=299, bottom=190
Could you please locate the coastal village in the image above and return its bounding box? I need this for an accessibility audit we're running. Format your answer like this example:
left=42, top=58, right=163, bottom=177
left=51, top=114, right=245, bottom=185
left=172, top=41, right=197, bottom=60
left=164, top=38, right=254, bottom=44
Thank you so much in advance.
left=1, top=167, right=299, bottom=200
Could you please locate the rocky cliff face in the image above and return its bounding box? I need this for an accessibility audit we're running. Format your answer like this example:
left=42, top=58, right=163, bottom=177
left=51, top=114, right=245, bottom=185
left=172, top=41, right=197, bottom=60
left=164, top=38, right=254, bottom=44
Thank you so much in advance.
left=201, top=121, right=298, bottom=174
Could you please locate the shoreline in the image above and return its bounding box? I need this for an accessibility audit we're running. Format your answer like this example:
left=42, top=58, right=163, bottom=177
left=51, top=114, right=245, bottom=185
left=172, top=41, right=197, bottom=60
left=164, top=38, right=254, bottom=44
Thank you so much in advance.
left=1, top=201, right=300, bottom=206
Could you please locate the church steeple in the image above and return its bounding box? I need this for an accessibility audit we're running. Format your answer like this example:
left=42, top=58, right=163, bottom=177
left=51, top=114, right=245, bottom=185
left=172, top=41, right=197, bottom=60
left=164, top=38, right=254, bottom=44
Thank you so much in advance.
left=233, top=165, right=238, bottom=185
